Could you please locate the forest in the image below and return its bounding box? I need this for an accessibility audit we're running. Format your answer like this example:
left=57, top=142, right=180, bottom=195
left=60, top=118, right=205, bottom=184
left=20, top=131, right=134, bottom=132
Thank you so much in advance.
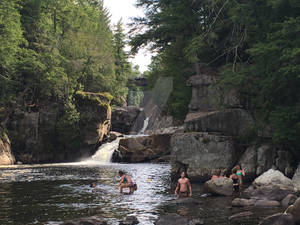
left=1, top=0, right=300, bottom=152
left=131, top=0, right=300, bottom=149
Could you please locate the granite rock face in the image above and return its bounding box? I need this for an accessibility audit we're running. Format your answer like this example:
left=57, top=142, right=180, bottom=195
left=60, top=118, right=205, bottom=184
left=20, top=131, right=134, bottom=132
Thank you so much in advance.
left=0, top=127, right=15, bottom=165
left=170, top=132, right=236, bottom=181
left=292, top=164, right=300, bottom=192
left=203, top=177, right=233, bottom=196
left=184, top=109, right=254, bottom=137
left=112, top=134, right=171, bottom=163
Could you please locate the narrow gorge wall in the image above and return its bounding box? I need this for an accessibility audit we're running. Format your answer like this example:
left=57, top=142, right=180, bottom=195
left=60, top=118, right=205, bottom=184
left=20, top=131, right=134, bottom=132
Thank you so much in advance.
left=0, top=126, right=15, bottom=165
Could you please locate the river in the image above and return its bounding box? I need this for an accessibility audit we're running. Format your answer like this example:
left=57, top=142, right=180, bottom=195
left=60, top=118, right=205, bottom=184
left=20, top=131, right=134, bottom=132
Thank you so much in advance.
left=0, top=162, right=282, bottom=225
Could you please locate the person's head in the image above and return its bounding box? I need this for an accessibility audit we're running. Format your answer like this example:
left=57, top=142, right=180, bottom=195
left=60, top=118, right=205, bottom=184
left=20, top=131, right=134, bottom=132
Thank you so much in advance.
left=118, top=170, right=124, bottom=177
left=180, top=171, right=186, bottom=178
left=90, top=183, right=96, bottom=188
left=215, top=169, right=221, bottom=176
left=232, top=167, right=237, bottom=174
left=236, top=165, right=241, bottom=170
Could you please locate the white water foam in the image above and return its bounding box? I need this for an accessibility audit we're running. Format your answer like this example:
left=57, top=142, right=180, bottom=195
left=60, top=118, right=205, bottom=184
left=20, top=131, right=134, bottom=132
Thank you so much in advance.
left=138, top=117, right=149, bottom=135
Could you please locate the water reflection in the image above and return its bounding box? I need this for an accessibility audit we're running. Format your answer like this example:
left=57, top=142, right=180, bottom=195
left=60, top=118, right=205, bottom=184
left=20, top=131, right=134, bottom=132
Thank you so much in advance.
left=0, top=163, right=283, bottom=225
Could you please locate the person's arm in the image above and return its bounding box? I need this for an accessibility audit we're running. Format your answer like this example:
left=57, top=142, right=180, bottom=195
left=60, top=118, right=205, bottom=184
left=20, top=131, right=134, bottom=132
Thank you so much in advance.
left=174, top=181, right=180, bottom=195
left=242, top=169, right=246, bottom=176
left=118, top=176, right=125, bottom=187
left=187, top=179, right=192, bottom=197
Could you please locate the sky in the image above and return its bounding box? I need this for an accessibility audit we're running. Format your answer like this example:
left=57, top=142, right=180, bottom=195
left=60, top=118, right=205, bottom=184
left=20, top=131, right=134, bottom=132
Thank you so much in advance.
left=103, top=0, right=152, bottom=73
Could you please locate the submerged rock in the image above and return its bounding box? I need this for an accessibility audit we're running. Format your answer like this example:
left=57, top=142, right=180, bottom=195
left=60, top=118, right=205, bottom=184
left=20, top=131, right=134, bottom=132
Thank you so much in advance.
left=232, top=198, right=256, bottom=207
left=119, top=216, right=139, bottom=225
left=171, top=132, right=235, bottom=182
left=155, top=213, right=188, bottom=225
left=258, top=213, right=295, bottom=225
left=188, top=218, right=204, bottom=225
left=62, top=216, right=107, bottom=225
left=281, top=194, right=298, bottom=208
left=203, top=177, right=233, bottom=196
left=286, top=197, right=300, bottom=223
left=169, top=197, right=202, bottom=205
left=254, top=200, right=280, bottom=208
left=229, top=211, right=253, bottom=220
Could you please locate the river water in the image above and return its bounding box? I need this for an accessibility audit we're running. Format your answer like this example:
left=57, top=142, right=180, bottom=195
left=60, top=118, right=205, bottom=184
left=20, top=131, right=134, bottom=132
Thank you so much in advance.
left=0, top=162, right=282, bottom=225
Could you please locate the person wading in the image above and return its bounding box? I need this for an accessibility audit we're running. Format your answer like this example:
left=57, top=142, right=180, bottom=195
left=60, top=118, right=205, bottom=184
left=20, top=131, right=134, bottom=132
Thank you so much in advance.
left=174, top=171, right=192, bottom=198
left=116, top=170, right=137, bottom=194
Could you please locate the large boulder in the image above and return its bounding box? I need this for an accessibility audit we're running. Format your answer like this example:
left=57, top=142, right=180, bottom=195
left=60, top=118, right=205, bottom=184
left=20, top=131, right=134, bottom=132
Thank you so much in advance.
left=62, top=216, right=107, bottom=225
left=292, top=164, right=300, bottom=192
left=258, top=213, right=295, bottom=225
left=238, top=145, right=257, bottom=181
left=171, top=132, right=236, bottom=182
left=256, top=144, right=276, bottom=176
left=232, top=198, right=256, bottom=207
left=112, top=134, right=171, bottom=163
left=155, top=213, right=188, bottom=225
left=281, top=194, right=298, bottom=208
left=203, top=177, right=233, bottom=196
left=245, top=169, right=295, bottom=201
left=0, top=127, right=15, bottom=165
left=286, top=197, right=300, bottom=223
left=111, top=106, right=146, bottom=134
left=184, top=109, right=254, bottom=137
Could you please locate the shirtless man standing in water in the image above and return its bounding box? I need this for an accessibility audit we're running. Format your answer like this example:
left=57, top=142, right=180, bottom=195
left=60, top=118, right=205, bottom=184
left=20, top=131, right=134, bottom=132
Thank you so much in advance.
left=174, top=171, right=192, bottom=197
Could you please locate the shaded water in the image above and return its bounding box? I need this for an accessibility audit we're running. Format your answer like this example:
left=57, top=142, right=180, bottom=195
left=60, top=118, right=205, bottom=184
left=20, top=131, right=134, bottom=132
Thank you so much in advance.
left=0, top=163, right=282, bottom=225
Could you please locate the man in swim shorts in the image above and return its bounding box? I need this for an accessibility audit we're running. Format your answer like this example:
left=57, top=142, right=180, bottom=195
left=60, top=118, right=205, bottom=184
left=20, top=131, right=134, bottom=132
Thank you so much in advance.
left=174, top=171, right=192, bottom=197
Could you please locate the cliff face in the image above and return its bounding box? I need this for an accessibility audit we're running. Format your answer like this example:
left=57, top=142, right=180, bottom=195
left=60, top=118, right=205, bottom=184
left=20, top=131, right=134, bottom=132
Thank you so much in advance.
left=0, top=126, right=15, bottom=165
left=170, top=72, right=297, bottom=182
left=5, top=92, right=112, bottom=164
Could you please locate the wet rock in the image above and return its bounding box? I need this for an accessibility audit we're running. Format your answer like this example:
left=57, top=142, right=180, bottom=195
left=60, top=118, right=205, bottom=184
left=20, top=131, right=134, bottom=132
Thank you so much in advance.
left=111, top=106, right=145, bottom=134
left=232, top=198, right=256, bottom=207
left=184, top=109, right=254, bottom=137
left=0, top=127, right=15, bottom=165
left=254, top=200, right=280, bottom=207
left=155, top=213, right=188, bottom=225
left=169, top=197, right=202, bottom=205
left=112, top=134, right=171, bottom=163
left=256, top=144, right=276, bottom=176
left=245, top=169, right=295, bottom=201
left=119, top=216, right=139, bottom=225
left=203, top=177, right=233, bottom=196
left=258, top=213, right=295, bottom=225
left=275, top=150, right=294, bottom=177
left=109, top=131, right=123, bottom=142
left=286, top=197, right=300, bottom=223
left=171, top=132, right=235, bottom=182
left=188, top=218, right=204, bottom=225
left=292, top=164, right=300, bottom=192
left=229, top=211, right=253, bottom=220
left=62, top=216, right=107, bottom=225
left=281, top=194, right=298, bottom=207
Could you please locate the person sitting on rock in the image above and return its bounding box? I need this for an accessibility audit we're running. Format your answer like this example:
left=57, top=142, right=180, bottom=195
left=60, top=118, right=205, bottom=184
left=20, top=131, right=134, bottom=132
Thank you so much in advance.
left=116, top=170, right=137, bottom=194
left=230, top=168, right=240, bottom=195
left=211, top=169, right=223, bottom=180
left=175, top=171, right=192, bottom=197
left=234, top=165, right=246, bottom=189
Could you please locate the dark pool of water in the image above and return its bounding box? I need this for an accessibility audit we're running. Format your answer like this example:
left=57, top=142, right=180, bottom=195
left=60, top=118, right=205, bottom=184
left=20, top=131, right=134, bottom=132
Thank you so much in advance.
left=0, top=163, right=283, bottom=225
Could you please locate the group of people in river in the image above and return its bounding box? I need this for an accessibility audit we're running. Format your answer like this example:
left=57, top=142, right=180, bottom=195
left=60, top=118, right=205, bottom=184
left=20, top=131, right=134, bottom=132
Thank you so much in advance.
left=91, top=165, right=245, bottom=197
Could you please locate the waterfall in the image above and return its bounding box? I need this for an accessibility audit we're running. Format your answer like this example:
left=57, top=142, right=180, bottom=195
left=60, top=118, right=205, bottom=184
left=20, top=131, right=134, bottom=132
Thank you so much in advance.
left=138, top=117, right=149, bottom=135
left=82, top=138, right=121, bottom=164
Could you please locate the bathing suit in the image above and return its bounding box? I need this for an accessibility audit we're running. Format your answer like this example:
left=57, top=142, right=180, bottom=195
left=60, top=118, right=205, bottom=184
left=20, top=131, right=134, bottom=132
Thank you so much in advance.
left=123, top=176, right=127, bottom=183
left=236, top=171, right=243, bottom=176
left=232, top=178, right=239, bottom=191
left=179, top=191, right=188, bottom=197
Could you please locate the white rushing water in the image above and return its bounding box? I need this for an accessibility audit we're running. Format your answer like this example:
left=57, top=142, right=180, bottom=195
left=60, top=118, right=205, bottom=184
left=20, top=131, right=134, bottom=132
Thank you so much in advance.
left=82, top=117, right=150, bottom=164
left=82, top=138, right=122, bottom=164
left=138, top=117, right=149, bottom=135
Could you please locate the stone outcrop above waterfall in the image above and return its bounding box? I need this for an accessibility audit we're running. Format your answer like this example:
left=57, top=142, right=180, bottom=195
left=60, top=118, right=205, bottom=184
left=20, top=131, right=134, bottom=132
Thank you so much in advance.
left=75, top=91, right=112, bottom=148
left=170, top=132, right=236, bottom=182
left=0, top=126, right=15, bottom=165
left=111, top=106, right=146, bottom=134
left=112, top=134, right=171, bottom=163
